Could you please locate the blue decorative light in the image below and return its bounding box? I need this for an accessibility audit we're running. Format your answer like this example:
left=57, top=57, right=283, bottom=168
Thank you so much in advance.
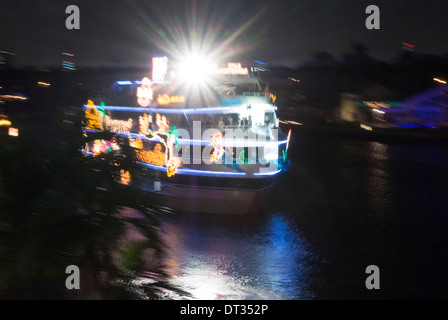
left=82, top=104, right=276, bottom=115
left=82, top=127, right=288, bottom=147
left=253, top=169, right=282, bottom=176
left=137, top=162, right=247, bottom=177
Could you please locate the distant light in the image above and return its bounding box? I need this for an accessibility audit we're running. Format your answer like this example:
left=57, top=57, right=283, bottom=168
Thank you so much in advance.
left=62, top=53, right=75, bottom=56
left=288, top=77, right=300, bottom=83
left=360, top=124, right=373, bottom=131
left=279, top=119, right=303, bottom=126
left=0, top=95, right=28, bottom=101
left=0, top=119, right=12, bottom=126
left=254, top=60, right=268, bottom=65
left=0, top=50, right=15, bottom=56
left=62, top=60, right=76, bottom=71
left=402, top=42, right=415, bottom=48
left=8, top=127, right=19, bottom=137
left=372, top=109, right=385, bottom=114
left=363, top=101, right=390, bottom=109
left=434, top=78, right=447, bottom=84
left=37, top=81, right=50, bottom=87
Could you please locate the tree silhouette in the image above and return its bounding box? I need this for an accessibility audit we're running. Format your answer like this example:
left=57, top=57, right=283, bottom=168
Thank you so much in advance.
left=312, top=51, right=336, bottom=66
left=0, top=107, right=189, bottom=299
left=343, top=42, right=374, bottom=65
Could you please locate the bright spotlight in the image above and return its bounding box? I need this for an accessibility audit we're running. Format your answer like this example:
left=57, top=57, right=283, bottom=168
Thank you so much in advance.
left=178, top=53, right=215, bottom=85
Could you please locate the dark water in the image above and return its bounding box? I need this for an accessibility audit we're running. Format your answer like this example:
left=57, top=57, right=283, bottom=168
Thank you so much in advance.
left=157, top=132, right=448, bottom=299
left=2, top=104, right=448, bottom=299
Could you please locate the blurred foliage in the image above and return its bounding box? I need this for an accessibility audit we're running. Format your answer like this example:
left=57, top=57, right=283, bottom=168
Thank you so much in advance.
left=0, top=106, right=189, bottom=299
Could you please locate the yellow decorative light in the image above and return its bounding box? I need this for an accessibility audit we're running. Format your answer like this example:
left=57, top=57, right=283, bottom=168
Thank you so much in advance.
left=85, top=100, right=102, bottom=130
left=135, top=143, right=165, bottom=167
left=120, top=170, right=131, bottom=185
left=166, top=159, right=178, bottom=177
left=157, top=94, right=185, bottom=105
left=137, top=77, right=153, bottom=107
left=130, top=137, right=144, bottom=149
left=215, top=63, right=248, bottom=76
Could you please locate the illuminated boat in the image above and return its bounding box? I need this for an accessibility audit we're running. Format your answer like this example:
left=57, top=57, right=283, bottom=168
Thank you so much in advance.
left=81, top=58, right=290, bottom=214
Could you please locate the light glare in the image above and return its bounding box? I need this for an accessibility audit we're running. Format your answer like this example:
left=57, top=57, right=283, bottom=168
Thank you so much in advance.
left=178, top=53, right=215, bottom=85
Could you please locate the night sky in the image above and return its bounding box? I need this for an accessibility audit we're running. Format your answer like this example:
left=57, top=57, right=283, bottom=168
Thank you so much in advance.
left=1, top=0, right=448, bottom=68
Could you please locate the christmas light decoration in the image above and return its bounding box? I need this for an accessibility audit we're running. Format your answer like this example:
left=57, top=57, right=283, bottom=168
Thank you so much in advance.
left=137, top=77, right=153, bottom=108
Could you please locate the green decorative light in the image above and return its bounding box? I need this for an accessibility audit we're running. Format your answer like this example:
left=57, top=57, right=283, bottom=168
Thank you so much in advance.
left=98, top=101, right=106, bottom=116
left=239, top=150, right=248, bottom=164
left=167, top=126, right=180, bottom=148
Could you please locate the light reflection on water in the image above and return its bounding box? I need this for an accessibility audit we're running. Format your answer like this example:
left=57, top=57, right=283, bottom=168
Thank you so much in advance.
left=160, top=212, right=316, bottom=300
left=367, top=142, right=391, bottom=215
left=3, top=103, right=448, bottom=299
left=155, top=136, right=448, bottom=300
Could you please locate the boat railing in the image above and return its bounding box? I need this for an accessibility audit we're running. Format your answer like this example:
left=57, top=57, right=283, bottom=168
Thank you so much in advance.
left=242, top=92, right=268, bottom=97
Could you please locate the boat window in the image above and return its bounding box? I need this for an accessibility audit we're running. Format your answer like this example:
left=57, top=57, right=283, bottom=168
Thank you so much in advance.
left=235, top=83, right=260, bottom=94
left=264, top=112, right=276, bottom=128
left=185, top=113, right=245, bottom=129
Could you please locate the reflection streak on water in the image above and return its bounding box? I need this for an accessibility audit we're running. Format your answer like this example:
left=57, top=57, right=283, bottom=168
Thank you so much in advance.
left=367, top=142, right=391, bottom=214
left=160, top=213, right=315, bottom=300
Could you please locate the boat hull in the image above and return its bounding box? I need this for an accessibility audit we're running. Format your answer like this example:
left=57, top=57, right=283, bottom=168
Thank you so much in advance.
left=133, top=176, right=271, bottom=214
